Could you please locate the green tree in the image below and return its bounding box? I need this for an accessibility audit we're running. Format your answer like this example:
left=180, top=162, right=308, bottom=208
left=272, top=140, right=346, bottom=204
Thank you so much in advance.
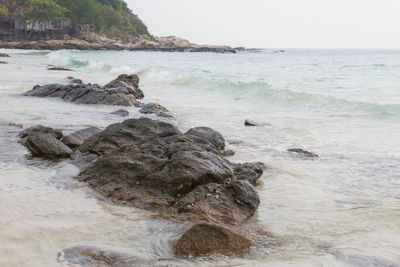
left=56, top=0, right=102, bottom=31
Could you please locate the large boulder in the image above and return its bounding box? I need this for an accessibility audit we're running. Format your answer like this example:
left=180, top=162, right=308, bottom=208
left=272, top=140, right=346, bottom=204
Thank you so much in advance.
left=174, top=223, right=252, bottom=257
left=62, top=127, right=102, bottom=149
left=19, top=125, right=63, bottom=140
left=77, top=118, right=261, bottom=225
left=25, top=133, right=72, bottom=159
left=22, top=74, right=143, bottom=106
left=185, top=127, right=226, bottom=151
left=105, top=74, right=144, bottom=99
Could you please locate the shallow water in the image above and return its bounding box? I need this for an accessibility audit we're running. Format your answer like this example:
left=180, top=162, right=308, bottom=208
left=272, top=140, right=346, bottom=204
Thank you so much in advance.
left=0, top=48, right=399, bottom=266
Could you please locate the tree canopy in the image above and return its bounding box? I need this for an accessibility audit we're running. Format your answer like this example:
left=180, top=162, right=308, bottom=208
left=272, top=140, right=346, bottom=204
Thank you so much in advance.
left=0, top=0, right=150, bottom=38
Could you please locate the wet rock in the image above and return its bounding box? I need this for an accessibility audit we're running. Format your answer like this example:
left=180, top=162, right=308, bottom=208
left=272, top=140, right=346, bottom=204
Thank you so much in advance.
left=22, top=74, right=143, bottom=106
left=222, top=149, right=235, bottom=157
left=6, top=123, right=23, bottom=128
left=336, top=254, right=400, bottom=267
left=47, top=66, right=72, bottom=71
left=245, top=119, right=261, bottom=126
left=65, top=76, right=83, bottom=84
left=62, top=127, right=102, bottom=149
left=288, top=148, right=318, bottom=158
left=231, top=162, right=264, bottom=185
left=0, top=61, right=7, bottom=64
left=77, top=118, right=261, bottom=225
left=139, top=103, right=171, bottom=117
left=58, top=246, right=138, bottom=267
left=174, top=223, right=252, bottom=257
left=105, top=74, right=144, bottom=99
left=19, top=125, right=63, bottom=140
left=0, top=53, right=9, bottom=57
left=185, top=127, right=226, bottom=151
left=25, top=133, right=72, bottom=159
left=110, top=109, right=129, bottom=117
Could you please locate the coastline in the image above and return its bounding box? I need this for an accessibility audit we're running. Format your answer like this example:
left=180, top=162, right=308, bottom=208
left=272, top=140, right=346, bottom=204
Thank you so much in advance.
left=0, top=35, right=237, bottom=53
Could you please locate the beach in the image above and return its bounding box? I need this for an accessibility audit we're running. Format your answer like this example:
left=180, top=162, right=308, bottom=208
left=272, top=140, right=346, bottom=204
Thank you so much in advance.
left=0, top=48, right=399, bottom=266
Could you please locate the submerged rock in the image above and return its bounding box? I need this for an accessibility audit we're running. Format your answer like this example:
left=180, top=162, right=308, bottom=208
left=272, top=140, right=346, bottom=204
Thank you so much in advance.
left=185, top=127, right=226, bottom=151
left=58, top=246, right=139, bottom=267
left=0, top=53, right=9, bottom=57
left=288, top=148, right=318, bottom=158
left=77, top=118, right=261, bottom=225
left=62, top=127, right=102, bottom=149
left=174, top=223, right=252, bottom=257
left=0, top=61, right=7, bottom=64
left=25, top=133, right=72, bottom=159
left=47, top=66, right=72, bottom=71
left=65, top=76, right=83, bottom=84
left=110, top=109, right=129, bottom=117
left=22, top=74, right=143, bottom=106
left=139, top=103, right=171, bottom=117
left=245, top=119, right=261, bottom=126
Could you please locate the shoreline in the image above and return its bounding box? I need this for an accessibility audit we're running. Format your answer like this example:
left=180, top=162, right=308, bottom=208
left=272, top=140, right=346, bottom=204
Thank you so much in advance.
left=0, top=35, right=238, bottom=53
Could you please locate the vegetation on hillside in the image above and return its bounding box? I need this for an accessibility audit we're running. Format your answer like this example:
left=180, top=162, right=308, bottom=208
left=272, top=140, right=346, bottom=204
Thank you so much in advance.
left=0, top=0, right=150, bottom=39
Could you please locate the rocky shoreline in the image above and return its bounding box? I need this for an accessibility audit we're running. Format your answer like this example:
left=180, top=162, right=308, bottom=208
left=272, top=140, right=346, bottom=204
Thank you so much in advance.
left=14, top=73, right=276, bottom=265
left=0, top=35, right=237, bottom=53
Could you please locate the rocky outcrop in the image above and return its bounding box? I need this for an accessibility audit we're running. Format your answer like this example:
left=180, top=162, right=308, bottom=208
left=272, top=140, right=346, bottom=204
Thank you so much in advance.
left=139, top=102, right=171, bottom=117
left=288, top=148, right=318, bottom=158
left=0, top=36, right=237, bottom=53
left=62, top=127, right=102, bottom=149
left=174, top=223, right=252, bottom=257
left=22, top=74, right=143, bottom=106
left=25, top=133, right=72, bottom=159
left=77, top=118, right=261, bottom=226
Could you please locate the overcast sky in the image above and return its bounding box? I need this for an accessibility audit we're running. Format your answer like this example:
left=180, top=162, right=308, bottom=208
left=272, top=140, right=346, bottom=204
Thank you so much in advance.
left=126, top=0, right=400, bottom=49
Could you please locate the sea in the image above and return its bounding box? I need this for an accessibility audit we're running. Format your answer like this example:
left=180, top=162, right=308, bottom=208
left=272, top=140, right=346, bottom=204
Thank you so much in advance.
left=0, top=48, right=399, bottom=266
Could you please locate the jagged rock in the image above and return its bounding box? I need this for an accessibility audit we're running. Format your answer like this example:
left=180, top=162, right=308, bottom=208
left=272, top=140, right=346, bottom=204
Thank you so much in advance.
left=25, top=133, right=72, bottom=159
left=58, top=246, right=139, bottom=267
left=288, top=148, right=318, bottom=158
left=77, top=118, right=261, bottom=225
left=231, top=162, right=264, bottom=185
left=19, top=125, right=63, bottom=140
left=245, top=119, right=261, bottom=126
left=139, top=103, right=171, bottom=117
left=22, top=74, right=143, bottom=106
left=62, top=127, right=102, bottom=149
left=174, top=223, right=252, bottom=257
left=0, top=53, right=9, bottom=57
left=110, top=109, right=129, bottom=117
left=185, top=127, right=226, bottom=151
left=105, top=74, right=144, bottom=99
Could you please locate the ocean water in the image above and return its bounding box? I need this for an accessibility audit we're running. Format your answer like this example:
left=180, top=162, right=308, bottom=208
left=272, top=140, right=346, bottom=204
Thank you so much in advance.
left=0, top=48, right=399, bottom=266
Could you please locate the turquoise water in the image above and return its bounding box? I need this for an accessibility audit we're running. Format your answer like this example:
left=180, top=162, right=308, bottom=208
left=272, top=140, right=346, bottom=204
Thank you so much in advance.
left=0, top=48, right=399, bottom=266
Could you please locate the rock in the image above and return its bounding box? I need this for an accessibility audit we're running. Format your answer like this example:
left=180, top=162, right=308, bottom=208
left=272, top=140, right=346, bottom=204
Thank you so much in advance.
left=174, top=223, right=252, bottom=257
left=0, top=61, right=7, bottom=64
left=231, top=162, right=264, bottom=185
left=77, top=118, right=261, bottom=225
left=185, top=127, right=226, bottom=151
left=62, top=127, right=102, bottom=149
left=6, top=123, right=23, bottom=128
left=105, top=74, right=144, bottom=99
left=47, top=66, right=72, bottom=71
left=22, top=74, right=143, bottom=106
left=65, top=76, right=82, bottom=84
left=245, top=119, right=260, bottom=126
left=139, top=102, right=171, bottom=117
left=58, top=246, right=138, bottom=267
left=288, top=148, right=318, bottom=158
left=0, top=53, right=9, bottom=57
left=25, top=133, right=72, bottom=159
left=222, top=149, right=235, bottom=157
left=19, top=125, right=63, bottom=140
left=110, top=109, right=129, bottom=117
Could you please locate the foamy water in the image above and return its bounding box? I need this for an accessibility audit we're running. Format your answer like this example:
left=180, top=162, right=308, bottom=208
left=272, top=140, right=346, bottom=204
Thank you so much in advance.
left=0, top=48, right=399, bottom=266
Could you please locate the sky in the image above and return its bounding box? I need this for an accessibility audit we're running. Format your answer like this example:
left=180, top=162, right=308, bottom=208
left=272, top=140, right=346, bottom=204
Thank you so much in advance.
left=126, top=0, right=400, bottom=49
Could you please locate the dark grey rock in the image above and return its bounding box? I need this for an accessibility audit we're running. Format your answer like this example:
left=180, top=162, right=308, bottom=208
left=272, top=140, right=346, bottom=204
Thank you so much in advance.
left=22, top=74, right=143, bottom=106
left=231, top=162, right=264, bottom=185
left=288, top=148, right=318, bottom=158
left=19, top=125, right=63, bottom=140
left=139, top=102, right=171, bottom=117
left=62, top=127, right=102, bottom=149
left=245, top=119, right=261, bottom=126
left=25, top=133, right=72, bottom=159
left=0, top=61, right=7, bottom=64
left=110, top=109, right=129, bottom=117
left=0, top=53, right=9, bottom=57
left=185, top=127, right=226, bottom=151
